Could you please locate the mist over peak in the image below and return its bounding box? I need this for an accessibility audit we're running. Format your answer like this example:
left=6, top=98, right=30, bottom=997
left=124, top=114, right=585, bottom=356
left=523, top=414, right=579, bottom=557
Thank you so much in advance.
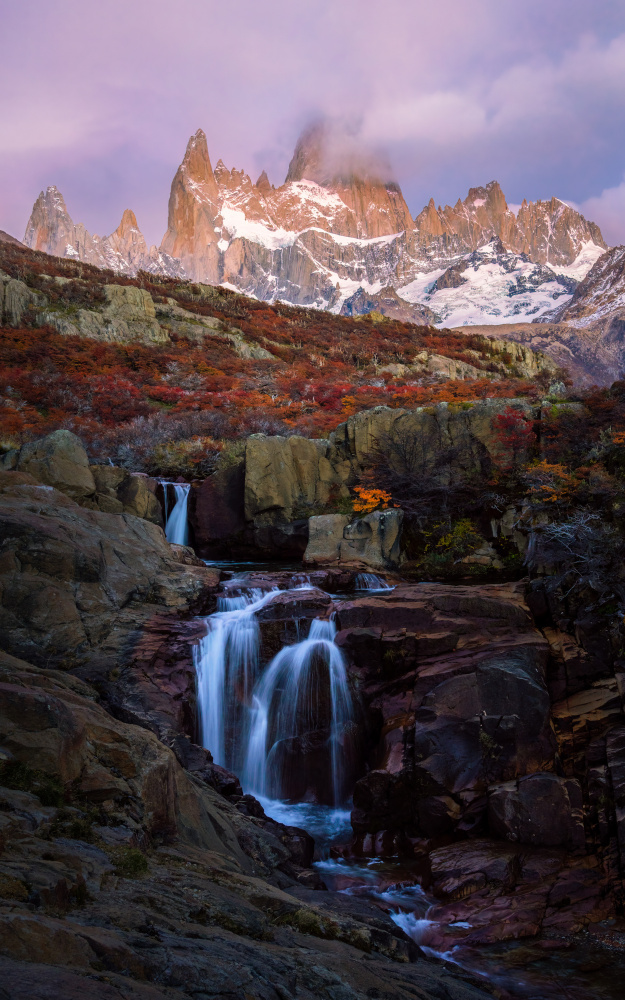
left=285, top=119, right=395, bottom=188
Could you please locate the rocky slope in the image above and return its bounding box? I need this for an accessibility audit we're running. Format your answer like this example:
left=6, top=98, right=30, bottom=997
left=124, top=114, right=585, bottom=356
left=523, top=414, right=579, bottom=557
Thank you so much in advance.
left=22, top=125, right=607, bottom=321
left=0, top=447, right=500, bottom=999
left=3, top=439, right=625, bottom=996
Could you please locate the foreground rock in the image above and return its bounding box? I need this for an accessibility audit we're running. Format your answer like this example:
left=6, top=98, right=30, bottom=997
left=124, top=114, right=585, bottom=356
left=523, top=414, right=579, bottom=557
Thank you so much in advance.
left=0, top=470, right=219, bottom=742
left=1, top=429, right=162, bottom=523
left=0, top=650, right=491, bottom=1000
left=334, top=581, right=604, bottom=853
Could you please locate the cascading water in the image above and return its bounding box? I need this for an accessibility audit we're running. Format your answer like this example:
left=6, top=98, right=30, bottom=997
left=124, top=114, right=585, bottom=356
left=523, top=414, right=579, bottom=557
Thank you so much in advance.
left=354, top=572, right=393, bottom=591
left=162, top=482, right=191, bottom=546
left=193, top=581, right=355, bottom=809
left=243, top=616, right=353, bottom=806
left=193, top=587, right=276, bottom=773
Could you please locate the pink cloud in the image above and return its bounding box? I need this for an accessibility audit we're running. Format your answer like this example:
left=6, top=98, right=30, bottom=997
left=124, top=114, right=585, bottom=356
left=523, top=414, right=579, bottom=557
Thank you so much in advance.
left=1, top=0, right=624, bottom=246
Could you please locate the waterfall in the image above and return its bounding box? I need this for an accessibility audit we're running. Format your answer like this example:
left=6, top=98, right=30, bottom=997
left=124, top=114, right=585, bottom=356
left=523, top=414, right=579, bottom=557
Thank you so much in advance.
left=243, top=616, right=353, bottom=806
left=193, top=588, right=277, bottom=773
left=162, top=482, right=191, bottom=546
left=354, top=572, right=393, bottom=591
left=193, top=584, right=355, bottom=808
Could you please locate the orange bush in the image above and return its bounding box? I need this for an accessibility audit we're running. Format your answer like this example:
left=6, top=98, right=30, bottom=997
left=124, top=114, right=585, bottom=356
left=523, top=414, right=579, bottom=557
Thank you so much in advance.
left=352, top=487, right=393, bottom=514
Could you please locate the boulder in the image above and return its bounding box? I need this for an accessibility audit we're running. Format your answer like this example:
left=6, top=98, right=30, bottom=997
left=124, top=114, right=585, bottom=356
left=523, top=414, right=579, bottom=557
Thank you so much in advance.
left=340, top=509, right=403, bottom=569
left=15, top=429, right=95, bottom=501
left=244, top=434, right=339, bottom=522
left=116, top=473, right=162, bottom=524
left=304, top=510, right=403, bottom=570
left=488, top=773, right=586, bottom=850
left=304, top=514, right=350, bottom=564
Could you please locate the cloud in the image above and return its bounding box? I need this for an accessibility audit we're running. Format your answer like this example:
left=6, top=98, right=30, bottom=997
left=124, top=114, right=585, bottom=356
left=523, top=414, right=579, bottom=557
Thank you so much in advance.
left=1, top=0, right=625, bottom=245
left=580, top=178, right=625, bottom=247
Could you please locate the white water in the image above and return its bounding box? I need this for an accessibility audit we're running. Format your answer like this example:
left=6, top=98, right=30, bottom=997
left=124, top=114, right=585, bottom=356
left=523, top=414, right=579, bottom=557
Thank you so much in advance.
left=243, top=616, right=353, bottom=806
left=194, top=583, right=354, bottom=806
left=163, top=482, right=191, bottom=546
left=354, top=573, right=393, bottom=591
left=193, top=587, right=277, bottom=772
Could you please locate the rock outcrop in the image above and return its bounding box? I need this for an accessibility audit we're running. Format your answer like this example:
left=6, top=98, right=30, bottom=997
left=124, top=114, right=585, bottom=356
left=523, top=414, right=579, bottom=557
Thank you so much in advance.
left=0, top=470, right=215, bottom=677
left=340, top=285, right=438, bottom=325
left=2, top=430, right=162, bottom=523
left=192, top=400, right=537, bottom=563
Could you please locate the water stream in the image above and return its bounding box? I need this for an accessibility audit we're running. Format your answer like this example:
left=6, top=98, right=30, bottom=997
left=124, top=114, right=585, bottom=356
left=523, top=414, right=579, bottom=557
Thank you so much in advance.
left=191, top=566, right=623, bottom=1000
left=243, top=616, right=353, bottom=805
left=194, top=580, right=354, bottom=805
left=162, top=481, right=191, bottom=545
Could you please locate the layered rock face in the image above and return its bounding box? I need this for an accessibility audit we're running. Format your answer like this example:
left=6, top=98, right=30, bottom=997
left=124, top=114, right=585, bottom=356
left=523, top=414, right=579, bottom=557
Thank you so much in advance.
left=191, top=399, right=539, bottom=560
left=23, top=125, right=607, bottom=319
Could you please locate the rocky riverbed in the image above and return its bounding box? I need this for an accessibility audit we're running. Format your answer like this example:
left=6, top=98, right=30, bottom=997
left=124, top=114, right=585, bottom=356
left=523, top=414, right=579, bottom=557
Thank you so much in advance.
left=2, top=436, right=625, bottom=999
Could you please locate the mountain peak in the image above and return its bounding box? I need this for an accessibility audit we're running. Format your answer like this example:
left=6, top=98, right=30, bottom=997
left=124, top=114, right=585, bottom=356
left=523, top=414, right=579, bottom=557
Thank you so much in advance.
left=116, top=209, right=139, bottom=234
left=256, top=170, right=272, bottom=195
left=181, top=128, right=217, bottom=190
left=465, top=181, right=507, bottom=214
left=285, top=119, right=393, bottom=187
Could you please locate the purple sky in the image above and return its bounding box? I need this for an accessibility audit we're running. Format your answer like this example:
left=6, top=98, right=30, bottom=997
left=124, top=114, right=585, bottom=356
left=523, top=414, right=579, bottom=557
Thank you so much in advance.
left=2, top=0, right=625, bottom=248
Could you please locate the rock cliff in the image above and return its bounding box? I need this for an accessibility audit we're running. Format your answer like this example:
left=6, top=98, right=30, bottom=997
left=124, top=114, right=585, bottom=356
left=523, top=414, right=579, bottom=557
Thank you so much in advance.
left=191, top=399, right=540, bottom=561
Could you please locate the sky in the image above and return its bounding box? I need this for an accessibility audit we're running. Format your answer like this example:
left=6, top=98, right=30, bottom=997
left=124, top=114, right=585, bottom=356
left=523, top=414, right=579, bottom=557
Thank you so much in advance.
left=2, top=0, right=625, bottom=248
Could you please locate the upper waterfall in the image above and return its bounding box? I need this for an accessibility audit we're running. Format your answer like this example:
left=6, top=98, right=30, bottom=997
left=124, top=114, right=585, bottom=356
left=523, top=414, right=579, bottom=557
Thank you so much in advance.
left=162, top=482, right=191, bottom=546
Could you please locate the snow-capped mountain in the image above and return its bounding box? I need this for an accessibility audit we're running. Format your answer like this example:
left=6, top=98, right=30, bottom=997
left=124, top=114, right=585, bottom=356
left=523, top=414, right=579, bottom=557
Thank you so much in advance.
left=23, top=124, right=608, bottom=325
left=24, top=187, right=185, bottom=278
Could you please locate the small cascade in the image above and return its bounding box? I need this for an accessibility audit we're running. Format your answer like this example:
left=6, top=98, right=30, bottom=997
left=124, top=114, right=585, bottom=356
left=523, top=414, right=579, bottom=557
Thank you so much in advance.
left=243, top=616, right=353, bottom=806
left=354, top=572, right=393, bottom=591
left=193, top=588, right=277, bottom=773
left=162, top=482, right=191, bottom=546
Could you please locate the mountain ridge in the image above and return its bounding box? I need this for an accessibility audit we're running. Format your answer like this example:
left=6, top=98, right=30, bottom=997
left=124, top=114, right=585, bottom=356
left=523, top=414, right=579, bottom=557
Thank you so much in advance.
left=22, top=125, right=608, bottom=322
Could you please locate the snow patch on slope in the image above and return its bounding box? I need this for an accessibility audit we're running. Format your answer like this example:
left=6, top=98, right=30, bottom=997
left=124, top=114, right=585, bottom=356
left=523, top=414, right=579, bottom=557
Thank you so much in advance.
left=550, top=241, right=606, bottom=280
left=398, top=241, right=577, bottom=327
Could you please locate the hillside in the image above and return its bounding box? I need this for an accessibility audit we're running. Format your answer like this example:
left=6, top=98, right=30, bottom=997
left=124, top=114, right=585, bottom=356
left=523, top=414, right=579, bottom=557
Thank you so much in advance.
left=0, top=239, right=558, bottom=474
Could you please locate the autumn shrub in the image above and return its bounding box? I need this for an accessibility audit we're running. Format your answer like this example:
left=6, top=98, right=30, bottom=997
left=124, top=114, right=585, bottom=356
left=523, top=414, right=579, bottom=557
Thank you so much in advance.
left=352, top=487, right=393, bottom=514
left=150, top=437, right=223, bottom=478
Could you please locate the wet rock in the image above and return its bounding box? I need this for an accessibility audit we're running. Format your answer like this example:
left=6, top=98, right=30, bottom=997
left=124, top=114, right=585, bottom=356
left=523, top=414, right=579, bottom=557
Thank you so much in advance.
left=424, top=839, right=614, bottom=947
left=345, top=582, right=555, bottom=843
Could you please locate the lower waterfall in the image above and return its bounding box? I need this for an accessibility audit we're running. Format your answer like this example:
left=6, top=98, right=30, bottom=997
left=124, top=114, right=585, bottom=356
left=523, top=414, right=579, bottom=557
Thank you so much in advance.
left=243, top=616, right=353, bottom=806
left=193, top=584, right=354, bottom=807
left=354, top=572, right=393, bottom=590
